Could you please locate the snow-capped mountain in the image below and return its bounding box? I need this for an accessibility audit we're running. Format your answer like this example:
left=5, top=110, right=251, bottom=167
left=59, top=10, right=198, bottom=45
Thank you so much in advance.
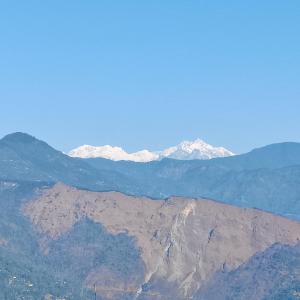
left=68, top=139, right=234, bottom=162
left=69, top=145, right=159, bottom=162
left=160, top=139, right=234, bottom=160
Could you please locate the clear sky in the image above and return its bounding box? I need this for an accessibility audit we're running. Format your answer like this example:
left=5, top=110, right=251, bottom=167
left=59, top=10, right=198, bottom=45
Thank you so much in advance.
left=0, top=1, right=299, bottom=154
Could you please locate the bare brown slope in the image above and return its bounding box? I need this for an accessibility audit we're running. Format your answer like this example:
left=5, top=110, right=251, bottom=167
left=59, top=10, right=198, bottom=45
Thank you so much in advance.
left=23, top=183, right=300, bottom=298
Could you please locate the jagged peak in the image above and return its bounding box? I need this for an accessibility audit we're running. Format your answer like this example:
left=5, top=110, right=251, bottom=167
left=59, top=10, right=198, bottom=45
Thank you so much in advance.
left=69, top=138, right=234, bottom=162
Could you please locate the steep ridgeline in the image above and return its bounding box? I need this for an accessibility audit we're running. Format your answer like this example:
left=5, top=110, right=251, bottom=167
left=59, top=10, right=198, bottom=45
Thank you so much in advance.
left=0, top=132, right=136, bottom=192
left=1, top=132, right=300, bottom=220
left=23, top=183, right=300, bottom=300
left=86, top=142, right=300, bottom=220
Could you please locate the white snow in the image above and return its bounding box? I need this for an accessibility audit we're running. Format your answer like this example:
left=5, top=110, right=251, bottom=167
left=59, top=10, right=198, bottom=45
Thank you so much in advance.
left=68, top=139, right=234, bottom=162
left=159, top=139, right=234, bottom=160
left=68, top=145, right=159, bottom=162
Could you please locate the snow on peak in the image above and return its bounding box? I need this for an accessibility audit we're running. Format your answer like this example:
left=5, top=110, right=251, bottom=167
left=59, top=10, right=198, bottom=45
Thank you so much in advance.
left=68, top=139, right=234, bottom=162
left=160, top=139, right=234, bottom=160
left=68, top=144, right=159, bottom=162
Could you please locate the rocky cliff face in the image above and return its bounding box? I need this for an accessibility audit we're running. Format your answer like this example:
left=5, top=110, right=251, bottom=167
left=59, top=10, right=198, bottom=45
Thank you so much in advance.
left=23, top=183, right=300, bottom=299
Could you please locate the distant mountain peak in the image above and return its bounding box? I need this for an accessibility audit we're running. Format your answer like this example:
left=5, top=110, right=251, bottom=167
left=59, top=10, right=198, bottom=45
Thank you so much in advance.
left=68, top=144, right=159, bottom=162
left=161, top=139, right=234, bottom=160
left=68, top=139, right=234, bottom=162
left=1, top=132, right=38, bottom=143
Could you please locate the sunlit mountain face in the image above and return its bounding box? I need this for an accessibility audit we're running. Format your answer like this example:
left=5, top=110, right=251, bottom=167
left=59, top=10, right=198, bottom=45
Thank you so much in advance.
left=68, top=138, right=234, bottom=162
left=0, top=132, right=300, bottom=299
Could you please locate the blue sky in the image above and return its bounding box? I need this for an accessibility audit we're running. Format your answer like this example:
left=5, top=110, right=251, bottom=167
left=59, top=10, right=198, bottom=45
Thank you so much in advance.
left=0, top=1, right=299, bottom=153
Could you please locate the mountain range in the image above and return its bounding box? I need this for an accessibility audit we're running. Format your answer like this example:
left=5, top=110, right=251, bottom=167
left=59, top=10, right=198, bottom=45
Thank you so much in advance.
left=1, top=132, right=300, bottom=220
left=0, top=132, right=300, bottom=299
left=68, top=139, right=234, bottom=162
left=23, top=183, right=300, bottom=299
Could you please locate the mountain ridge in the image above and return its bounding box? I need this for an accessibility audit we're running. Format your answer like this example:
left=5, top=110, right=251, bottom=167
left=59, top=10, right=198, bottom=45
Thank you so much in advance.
left=68, top=138, right=234, bottom=162
left=1, top=132, right=300, bottom=220
left=23, top=183, right=300, bottom=299
left=0, top=133, right=300, bottom=299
